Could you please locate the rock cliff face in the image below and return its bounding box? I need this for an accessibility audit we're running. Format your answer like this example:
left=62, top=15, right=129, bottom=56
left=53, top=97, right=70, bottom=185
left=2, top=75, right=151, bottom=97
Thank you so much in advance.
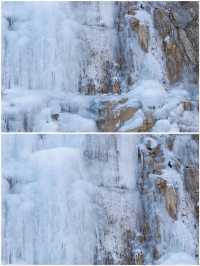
left=138, top=135, right=199, bottom=264
left=153, top=2, right=198, bottom=83
left=2, top=2, right=199, bottom=132
left=2, top=134, right=199, bottom=264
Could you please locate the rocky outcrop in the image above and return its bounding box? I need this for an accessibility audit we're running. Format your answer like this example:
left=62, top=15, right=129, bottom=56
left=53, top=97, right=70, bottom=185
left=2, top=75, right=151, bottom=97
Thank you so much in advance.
left=130, top=17, right=149, bottom=52
left=156, top=177, right=178, bottom=220
left=164, top=185, right=178, bottom=220
left=96, top=100, right=138, bottom=131
left=164, top=42, right=183, bottom=83
left=138, top=135, right=198, bottom=263
left=138, top=24, right=150, bottom=53
left=184, top=166, right=199, bottom=203
left=154, top=9, right=172, bottom=38
left=153, top=2, right=199, bottom=83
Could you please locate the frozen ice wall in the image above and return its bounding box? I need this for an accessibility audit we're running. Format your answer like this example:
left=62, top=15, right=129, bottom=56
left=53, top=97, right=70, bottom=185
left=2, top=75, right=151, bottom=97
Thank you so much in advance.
left=2, top=134, right=140, bottom=264
left=2, top=2, right=117, bottom=132
left=2, top=2, right=116, bottom=94
left=2, top=135, right=198, bottom=264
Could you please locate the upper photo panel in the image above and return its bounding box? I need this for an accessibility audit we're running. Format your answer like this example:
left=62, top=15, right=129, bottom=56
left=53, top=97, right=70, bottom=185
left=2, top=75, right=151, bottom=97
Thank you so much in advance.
left=2, top=1, right=199, bottom=132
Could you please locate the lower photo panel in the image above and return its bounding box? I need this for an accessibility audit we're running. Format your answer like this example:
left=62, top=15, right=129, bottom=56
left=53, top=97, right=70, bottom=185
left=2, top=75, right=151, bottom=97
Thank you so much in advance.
left=1, top=134, right=199, bottom=265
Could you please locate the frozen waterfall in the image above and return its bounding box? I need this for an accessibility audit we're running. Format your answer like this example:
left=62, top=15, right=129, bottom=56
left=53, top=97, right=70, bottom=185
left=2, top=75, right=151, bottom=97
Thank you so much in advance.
left=2, top=2, right=199, bottom=132
left=2, top=134, right=198, bottom=264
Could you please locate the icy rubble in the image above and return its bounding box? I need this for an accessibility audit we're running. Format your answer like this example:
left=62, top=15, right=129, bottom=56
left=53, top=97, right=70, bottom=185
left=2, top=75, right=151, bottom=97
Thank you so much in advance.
left=2, top=134, right=199, bottom=264
left=2, top=2, right=199, bottom=132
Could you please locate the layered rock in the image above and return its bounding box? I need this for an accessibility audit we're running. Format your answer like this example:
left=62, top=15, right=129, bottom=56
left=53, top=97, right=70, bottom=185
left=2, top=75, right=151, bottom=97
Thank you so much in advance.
left=153, top=2, right=199, bottom=83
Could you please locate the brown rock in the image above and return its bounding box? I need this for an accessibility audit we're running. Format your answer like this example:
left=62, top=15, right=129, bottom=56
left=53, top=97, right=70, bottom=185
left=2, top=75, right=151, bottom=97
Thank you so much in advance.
left=165, top=185, right=178, bottom=220
left=184, top=166, right=199, bottom=206
left=141, top=113, right=155, bottom=131
left=97, top=101, right=137, bottom=132
left=154, top=4, right=198, bottom=83
left=154, top=8, right=172, bottom=38
left=165, top=43, right=183, bottom=83
left=179, top=29, right=196, bottom=64
left=130, top=17, right=149, bottom=52
left=119, top=106, right=137, bottom=124
left=185, top=16, right=198, bottom=66
left=138, top=24, right=149, bottom=52
left=156, top=178, right=178, bottom=220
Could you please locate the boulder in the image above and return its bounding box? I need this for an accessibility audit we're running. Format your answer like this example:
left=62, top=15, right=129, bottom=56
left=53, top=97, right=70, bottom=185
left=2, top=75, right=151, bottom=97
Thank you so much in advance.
left=97, top=101, right=137, bottom=132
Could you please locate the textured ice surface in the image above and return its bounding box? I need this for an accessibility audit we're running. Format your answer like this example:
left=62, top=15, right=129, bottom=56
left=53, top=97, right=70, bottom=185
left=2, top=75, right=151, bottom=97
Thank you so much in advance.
left=2, top=135, right=199, bottom=264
